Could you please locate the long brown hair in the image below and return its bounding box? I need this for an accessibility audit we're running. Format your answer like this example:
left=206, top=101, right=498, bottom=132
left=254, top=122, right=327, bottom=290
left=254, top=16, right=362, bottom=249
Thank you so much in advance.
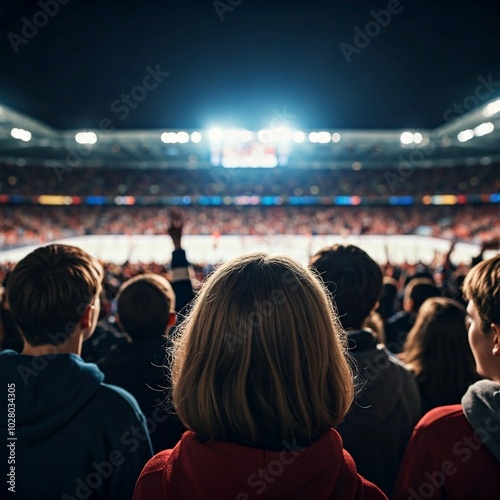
left=171, top=253, right=354, bottom=448
left=402, top=297, right=479, bottom=410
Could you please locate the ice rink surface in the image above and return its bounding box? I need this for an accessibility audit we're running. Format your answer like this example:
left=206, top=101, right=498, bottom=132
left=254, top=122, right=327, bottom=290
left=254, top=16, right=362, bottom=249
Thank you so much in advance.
left=0, top=234, right=492, bottom=266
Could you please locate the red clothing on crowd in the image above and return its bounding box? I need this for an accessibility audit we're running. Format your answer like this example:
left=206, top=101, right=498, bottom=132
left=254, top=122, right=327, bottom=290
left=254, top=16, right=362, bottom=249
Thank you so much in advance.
left=393, top=405, right=500, bottom=500
left=133, top=429, right=387, bottom=500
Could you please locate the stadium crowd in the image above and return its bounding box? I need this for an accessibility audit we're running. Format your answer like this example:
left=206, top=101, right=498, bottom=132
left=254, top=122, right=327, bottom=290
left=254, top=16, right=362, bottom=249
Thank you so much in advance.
left=1, top=164, right=500, bottom=197
left=1, top=211, right=500, bottom=499
left=1, top=204, right=500, bottom=250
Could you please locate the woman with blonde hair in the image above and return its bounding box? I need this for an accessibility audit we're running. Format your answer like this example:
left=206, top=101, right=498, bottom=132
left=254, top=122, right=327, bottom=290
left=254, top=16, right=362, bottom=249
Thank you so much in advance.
left=400, top=296, right=481, bottom=415
left=134, top=253, right=386, bottom=499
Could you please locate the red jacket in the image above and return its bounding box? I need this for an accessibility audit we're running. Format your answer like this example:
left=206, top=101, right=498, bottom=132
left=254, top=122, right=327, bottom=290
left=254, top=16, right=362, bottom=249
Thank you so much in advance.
left=133, top=429, right=387, bottom=499
left=393, top=405, right=500, bottom=499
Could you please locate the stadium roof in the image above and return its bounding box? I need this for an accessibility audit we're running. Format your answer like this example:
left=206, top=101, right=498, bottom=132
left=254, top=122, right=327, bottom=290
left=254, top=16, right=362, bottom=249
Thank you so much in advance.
left=1, top=0, right=499, bottom=133
left=1, top=98, right=499, bottom=169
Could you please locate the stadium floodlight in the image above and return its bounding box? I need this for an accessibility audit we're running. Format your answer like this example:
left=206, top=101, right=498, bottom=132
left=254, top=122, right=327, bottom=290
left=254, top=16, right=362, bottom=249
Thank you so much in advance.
left=308, top=132, right=319, bottom=143
left=240, top=130, right=252, bottom=142
left=483, top=99, right=500, bottom=117
left=317, top=131, right=331, bottom=144
left=11, top=128, right=32, bottom=142
left=75, top=132, right=97, bottom=145
left=190, top=131, right=202, bottom=143
left=457, top=129, right=474, bottom=142
left=257, top=129, right=274, bottom=143
left=413, top=132, right=423, bottom=144
left=275, top=127, right=292, bottom=143
left=208, top=127, right=224, bottom=143
left=474, top=122, right=494, bottom=137
left=161, top=132, right=177, bottom=143
left=331, top=132, right=341, bottom=143
left=176, top=131, right=189, bottom=143
left=292, top=131, right=306, bottom=143
left=400, top=132, right=414, bottom=145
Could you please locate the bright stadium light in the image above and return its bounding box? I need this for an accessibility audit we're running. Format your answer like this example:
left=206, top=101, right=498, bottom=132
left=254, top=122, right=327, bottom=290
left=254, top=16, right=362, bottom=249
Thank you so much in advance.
left=190, top=131, right=202, bottom=143
left=483, top=99, right=500, bottom=117
left=257, top=129, right=274, bottom=143
left=317, top=131, right=331, bottom=144
left=240, top=130, right=252, bottom=142
left=275, top=127, right=292, bottom=143
left=161, top=132, right=177, bottom=143
left=474, top=122, right=494, bottom=137
left=400, top=132, right=414, bottom=145
left=176, top=131, right=189, bottom=143
left=75, top=132, right=97, bottom=145
left=11, top=128, right=32, bottom=142
left=308, top=132, right=318, bottom=143
left=413, top=132, right=423, bottom=144
left=331, top=132, right=341, bottom=143
left=208, top=127, right=223, bottom=143
left=457, top=129, right=474, bottom=142
left=292, top=131, right=305, bottom=143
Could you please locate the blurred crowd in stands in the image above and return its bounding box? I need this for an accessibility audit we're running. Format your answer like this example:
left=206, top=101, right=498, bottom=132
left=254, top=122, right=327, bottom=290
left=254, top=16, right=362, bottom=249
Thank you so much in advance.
left=1, top=204, right=499, bottom=250
left=1, top=164, right=500, bottom=197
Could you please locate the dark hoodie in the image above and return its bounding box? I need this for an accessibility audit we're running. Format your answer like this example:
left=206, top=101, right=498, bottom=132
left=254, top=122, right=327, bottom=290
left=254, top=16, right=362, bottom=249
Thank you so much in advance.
left=337, top=329, right=421, bottom=496
left=133, top=429, right=387, bottom=500
left=0, top=350, right=153, bottom=500
left=462, top=379, right=500, bottom=462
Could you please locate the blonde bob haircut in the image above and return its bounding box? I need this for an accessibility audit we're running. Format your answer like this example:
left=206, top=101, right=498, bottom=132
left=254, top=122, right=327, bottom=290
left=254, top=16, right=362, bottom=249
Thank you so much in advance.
left=171, top=253, right=354, bottom=448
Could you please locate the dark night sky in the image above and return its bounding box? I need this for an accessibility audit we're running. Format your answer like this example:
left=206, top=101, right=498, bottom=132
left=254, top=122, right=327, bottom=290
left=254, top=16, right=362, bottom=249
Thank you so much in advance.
left=1, top=0, right=499, bottom=131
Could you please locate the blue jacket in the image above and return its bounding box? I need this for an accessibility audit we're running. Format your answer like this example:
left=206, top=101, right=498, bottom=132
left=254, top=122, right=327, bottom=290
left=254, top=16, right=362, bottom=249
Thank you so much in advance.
left=0, top=350, right=153, bottom=499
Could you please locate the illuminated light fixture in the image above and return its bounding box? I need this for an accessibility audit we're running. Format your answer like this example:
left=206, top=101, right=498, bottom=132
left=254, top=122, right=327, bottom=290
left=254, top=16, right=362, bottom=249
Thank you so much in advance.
left=352, top=162, right=362, bottom=171
left=331, top=132, right=341, bottom=143
left=400, top=132, right=414, bottom=145
left=257, top=129, right=273, bottom=143
left=190, top=131, right=202, bottom=143
left=308, top=132, right=319, bottom=143
left=11, top=128, right=32, bottom=142
left=413, top=132, right=423, bottom=144
left=75, top=132, right=97, bottom=145
left=240, top=130, right=252, bottom=142
left=483, top=99, right=500, bottom=117
left=457, top=129, right=474, bottom=142
left=176, top=131, right=189, bottom=143
left=317, top=131, right=331, bottom=144
left=292, top=131, right=305, bottom=143
left=208, top=128, right=223, bottom=142
left=474, top=122, right=494, bottom=137
left=275, top=127, right=292, bottom=143
left=161, top=132, right=177, bottom=143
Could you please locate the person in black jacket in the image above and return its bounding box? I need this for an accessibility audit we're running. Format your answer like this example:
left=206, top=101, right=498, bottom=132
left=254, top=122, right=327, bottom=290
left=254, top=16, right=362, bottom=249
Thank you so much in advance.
left=98, top=209, right=194, bottom=452
left=310, top=244, right=421, bottom=497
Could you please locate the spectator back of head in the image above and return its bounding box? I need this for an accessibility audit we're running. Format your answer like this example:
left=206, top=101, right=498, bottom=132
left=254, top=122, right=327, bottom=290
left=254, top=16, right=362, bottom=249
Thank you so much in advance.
left=310, top=244, right=383, bottom=330
left=116, top=273, right=175, bottom=340
left=405, top=278, right=440, bottom=312
left=7, top=244, right=102, bottom=347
